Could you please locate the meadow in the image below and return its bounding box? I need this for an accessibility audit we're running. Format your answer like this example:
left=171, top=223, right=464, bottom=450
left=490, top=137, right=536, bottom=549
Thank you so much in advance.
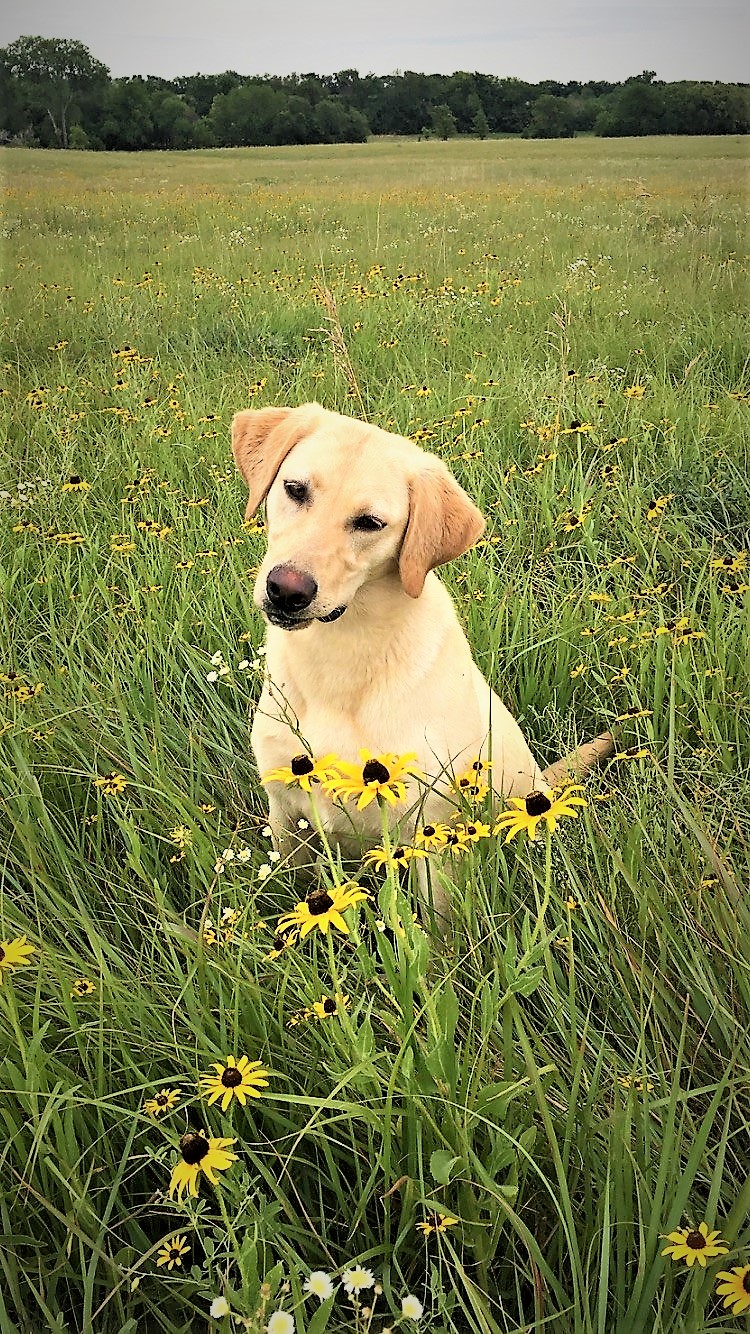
left=0, top=136, right=748, bottom=1334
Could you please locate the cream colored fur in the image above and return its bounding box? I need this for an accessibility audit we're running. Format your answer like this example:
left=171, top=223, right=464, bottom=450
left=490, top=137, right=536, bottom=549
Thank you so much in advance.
left=232, top=403, right=609, bottom=876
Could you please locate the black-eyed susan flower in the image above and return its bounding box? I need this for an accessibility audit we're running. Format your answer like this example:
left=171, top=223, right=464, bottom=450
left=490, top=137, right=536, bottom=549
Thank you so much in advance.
left=414, top=823, right=451, bottom=850
left=156, top=1234, right=190, bottom=1269
left=168, top=1133, right=238, bottom=1201
left=455, top=820, right=490, bottom=843
left=646, top=495, right=674, bottom=521
left=417, top=1212, right=459, bottom=1235
left=624, top=384, right=646, bottom=398
left=617, top=1074, right=654, bottom=1093
left=715, top=1265, right=750, bottom=1316
left=70, top=977, right=96, bottom=998
left=61, top=475, right=90, bottom=493
left=144, top=1087, right=181, bottom=1117
left=363, top=844, right=427, bottom=872
left=277, top=883, right=368, bottom=939
left=263, top=753, right=341, bottom=792
left=324, top=751, right=423, bottom=809
left=661, top=1222, right=728, bottom=1268
left=170, top=825, right=193, bottom=850
left=0, top=934, right=36, bottom=982
left=711, top=551, right=747, bottom=573
left=441, top=829, right=471, bottom=856
left=94, top=771, right=128, bottom=797
left=200, top=1054, right=270, bottom=1110
left=312, top=993, right=349, bottom=1020
left=494, top=784, right=586, bottom=843
left=265, top=928, right=298, bottom=961
left=451, top=771, right=489, bottom=802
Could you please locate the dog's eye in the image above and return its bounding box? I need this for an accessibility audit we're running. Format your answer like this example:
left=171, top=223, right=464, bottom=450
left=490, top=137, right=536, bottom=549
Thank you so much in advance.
left=284, top=480, right=309, bottom=504
left=352, top=514, right=385, bottom=533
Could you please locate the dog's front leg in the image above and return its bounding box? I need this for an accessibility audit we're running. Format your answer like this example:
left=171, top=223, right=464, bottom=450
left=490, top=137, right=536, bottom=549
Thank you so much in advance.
left=265, top=790, right=320, bottom=881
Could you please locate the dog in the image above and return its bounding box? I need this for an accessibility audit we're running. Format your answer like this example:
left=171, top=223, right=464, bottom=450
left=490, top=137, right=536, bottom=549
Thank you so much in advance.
left=232, top=403, right=612, bottom=887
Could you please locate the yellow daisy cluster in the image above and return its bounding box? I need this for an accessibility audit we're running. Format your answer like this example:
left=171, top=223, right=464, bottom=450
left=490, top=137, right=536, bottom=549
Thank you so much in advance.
left=264, top=749, right=424, bottom=809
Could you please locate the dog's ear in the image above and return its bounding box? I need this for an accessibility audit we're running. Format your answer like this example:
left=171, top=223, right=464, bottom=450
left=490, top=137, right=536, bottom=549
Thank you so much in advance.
left=231, top=406, right=307, bottom=518
left=399, top=463, right=485, bottom=598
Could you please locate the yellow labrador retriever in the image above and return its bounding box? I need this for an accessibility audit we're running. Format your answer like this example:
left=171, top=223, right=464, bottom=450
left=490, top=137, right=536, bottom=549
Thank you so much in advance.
left=232, top=402, right=611, bottom=873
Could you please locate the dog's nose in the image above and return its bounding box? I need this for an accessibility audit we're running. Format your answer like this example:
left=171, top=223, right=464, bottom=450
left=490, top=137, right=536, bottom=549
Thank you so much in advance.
left=266, top=564, right=318, bottom=614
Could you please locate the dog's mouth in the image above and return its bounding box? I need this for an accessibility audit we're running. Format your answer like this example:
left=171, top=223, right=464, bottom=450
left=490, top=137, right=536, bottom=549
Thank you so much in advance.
left=264, top=604, right=347, bottom=631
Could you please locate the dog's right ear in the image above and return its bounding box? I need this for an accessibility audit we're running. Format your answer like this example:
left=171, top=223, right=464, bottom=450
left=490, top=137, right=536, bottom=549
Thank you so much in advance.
left=231, top=406, right=304, bottom=519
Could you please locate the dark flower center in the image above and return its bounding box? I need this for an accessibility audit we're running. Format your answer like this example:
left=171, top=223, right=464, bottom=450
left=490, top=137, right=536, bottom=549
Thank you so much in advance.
left=362, top=759, right=391, bottom=784
left=291, top=755, right=314, bottom=776
left=68, top=474, right=81, bottom=485
left=179, top=1132, right=210, bottom=1165
left=155, top=1092, right=168, bottom=1106
left=0, top=947, right=4, bottom=963
left=306, top=889, right=334, bottom=916
left=743, top=1271, right=750, bottom=1294
left=169, top=1246, right=182, bottom=1260
left=466, top=825, right=477, bottom=836
left=446, top=833, right=460, bottom=845
left=471, top=761, right=485, bottom=772
left=393, top=847, right=406, bottom=859
left=323, top=997, right=336, bottom=1015
left=685, top=1230, right=706, bottom=1250
left=221, top=1067, right=243, bottom=1087
left=570, top=419, right=581, bottom=429
left=525, top=791, right=552, bottom=816
left=423, top=826, right=435, bottom=837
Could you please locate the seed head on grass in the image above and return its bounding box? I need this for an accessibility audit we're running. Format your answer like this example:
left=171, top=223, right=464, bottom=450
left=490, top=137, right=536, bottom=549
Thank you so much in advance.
left=660, top=1221, right=728, bottom=1267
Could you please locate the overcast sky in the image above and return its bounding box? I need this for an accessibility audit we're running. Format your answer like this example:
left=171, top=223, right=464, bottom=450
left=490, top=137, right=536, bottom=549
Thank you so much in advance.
left=1, top=0, right=747, bottom=83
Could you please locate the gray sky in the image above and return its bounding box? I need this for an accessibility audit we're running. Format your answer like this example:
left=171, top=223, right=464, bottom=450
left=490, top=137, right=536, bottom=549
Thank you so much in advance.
left=1, top=0, right=747, bottom=82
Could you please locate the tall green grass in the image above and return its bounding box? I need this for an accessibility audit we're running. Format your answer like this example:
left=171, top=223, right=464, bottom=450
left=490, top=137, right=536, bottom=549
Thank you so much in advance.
left=1, top=138, right=748, bottom=1333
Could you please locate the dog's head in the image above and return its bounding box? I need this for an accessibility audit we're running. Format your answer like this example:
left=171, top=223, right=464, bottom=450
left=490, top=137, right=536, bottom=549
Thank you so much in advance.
left=231, top=403, right=485, bottom=630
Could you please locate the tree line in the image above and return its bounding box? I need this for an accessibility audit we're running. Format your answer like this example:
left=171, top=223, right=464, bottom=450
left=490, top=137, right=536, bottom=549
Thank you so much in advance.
left=1, top=37, right=747, bottom=150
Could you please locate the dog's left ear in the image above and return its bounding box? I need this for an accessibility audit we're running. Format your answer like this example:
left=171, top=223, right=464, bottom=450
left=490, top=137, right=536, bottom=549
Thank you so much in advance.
left=399, top=463, right=485, bottom=598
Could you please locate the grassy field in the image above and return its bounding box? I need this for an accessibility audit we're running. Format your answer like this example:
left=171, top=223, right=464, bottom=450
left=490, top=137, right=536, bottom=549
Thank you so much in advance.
left=1, top=137, right=748, bottom=1334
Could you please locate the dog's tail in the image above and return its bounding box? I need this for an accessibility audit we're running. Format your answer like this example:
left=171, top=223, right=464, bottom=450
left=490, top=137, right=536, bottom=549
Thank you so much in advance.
left=542, top=731, right=615, bottom=788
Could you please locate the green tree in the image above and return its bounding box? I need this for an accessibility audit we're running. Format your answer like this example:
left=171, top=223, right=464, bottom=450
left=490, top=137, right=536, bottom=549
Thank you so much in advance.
left=430, top=102, right=457, bottom=139
left=99, top=78, right=154, bottom=150
left=471, top=104, right=490, bottom=138
left=526, top=93, right=575, bottom=138
left=0, top=35, right=108, bottom=147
